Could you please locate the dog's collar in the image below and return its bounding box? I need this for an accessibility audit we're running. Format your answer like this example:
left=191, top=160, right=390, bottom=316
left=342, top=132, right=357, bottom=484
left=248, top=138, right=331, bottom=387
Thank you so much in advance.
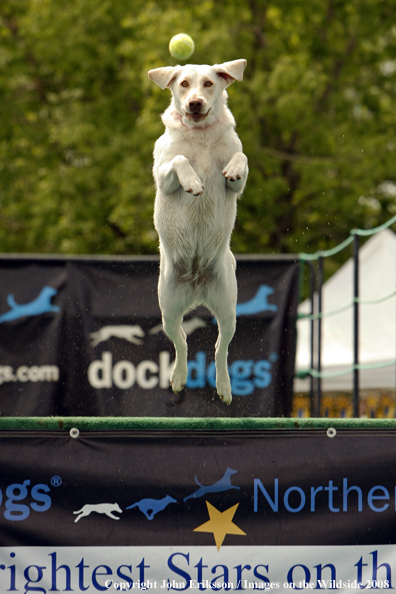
left=173, top=110, right=186, bottom=127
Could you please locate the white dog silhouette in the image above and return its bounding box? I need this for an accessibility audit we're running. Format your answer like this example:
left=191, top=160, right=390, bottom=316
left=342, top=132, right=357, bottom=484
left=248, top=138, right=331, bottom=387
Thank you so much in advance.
left=73, top=503, right=122, bottom=523
left=89, top=325, right=145, bottom=347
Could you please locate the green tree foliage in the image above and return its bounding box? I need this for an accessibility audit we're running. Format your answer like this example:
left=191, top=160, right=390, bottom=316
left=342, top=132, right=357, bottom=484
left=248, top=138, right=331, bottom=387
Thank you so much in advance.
left=0, top=0, right=395, bottom=257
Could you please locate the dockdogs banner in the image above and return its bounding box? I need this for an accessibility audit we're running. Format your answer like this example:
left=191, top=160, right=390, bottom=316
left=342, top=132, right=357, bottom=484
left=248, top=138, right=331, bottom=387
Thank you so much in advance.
left=0, top=255, right=298, bottom=417
left=0, top=428, right=395, bottom=593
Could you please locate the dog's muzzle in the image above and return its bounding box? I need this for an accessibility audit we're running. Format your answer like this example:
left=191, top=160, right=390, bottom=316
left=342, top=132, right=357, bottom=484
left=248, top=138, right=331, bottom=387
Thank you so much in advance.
left=185, top=100, right=210, bottom=123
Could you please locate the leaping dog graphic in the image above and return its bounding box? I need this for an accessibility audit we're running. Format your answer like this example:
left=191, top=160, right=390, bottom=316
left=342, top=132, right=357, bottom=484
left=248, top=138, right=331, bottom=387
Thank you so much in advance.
left=236, top=284, right=278, bottom=315
left=73, top=503, right=122, bottom=523
left=125, top=495, right=177, bottom=520
left=0, top=286, right=60, bottom=324
left=89, top=325, right=145, bottom=347
left=183, top=468, right=240, bottom=502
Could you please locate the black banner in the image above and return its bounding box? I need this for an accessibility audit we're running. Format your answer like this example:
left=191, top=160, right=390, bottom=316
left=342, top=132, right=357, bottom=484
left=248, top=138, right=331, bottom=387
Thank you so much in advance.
left=0, top=428, right=395, bottom=547
left=0, top=256, right=299, bottom=417
left=0, top=428, right=395, bottom=592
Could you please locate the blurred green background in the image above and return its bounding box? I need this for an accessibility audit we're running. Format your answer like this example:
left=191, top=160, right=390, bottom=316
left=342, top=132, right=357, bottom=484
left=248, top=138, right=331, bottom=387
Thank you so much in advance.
left=1, top=0, right=395, bottom=261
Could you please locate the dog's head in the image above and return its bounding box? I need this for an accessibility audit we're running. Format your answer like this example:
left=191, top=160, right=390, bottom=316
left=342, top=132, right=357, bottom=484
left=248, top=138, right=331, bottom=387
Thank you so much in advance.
left=148, top=60, right=246, bottom=127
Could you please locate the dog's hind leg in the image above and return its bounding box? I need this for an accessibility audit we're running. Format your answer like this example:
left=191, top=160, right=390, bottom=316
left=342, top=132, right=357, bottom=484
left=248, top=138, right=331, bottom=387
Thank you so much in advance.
left=158, top=272, right=189, bottom=394
left=213, top=308, right=236, bottom=404
left=206, top=258, right=237, bottom=404
left=165, top=316, right=188, bottom=394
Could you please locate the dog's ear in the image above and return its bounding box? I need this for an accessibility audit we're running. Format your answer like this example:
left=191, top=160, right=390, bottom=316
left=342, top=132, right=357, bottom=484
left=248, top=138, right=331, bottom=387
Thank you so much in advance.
left=148, top=66, right=181, bottom=90
left=215, top=59, right=247, bottom=87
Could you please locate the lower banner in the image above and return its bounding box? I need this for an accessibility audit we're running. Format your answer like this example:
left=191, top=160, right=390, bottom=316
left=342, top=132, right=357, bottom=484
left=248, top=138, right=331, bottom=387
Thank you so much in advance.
left=1, top=546, right=393, bottom=592
left=1, top=427, right=395, bottom=592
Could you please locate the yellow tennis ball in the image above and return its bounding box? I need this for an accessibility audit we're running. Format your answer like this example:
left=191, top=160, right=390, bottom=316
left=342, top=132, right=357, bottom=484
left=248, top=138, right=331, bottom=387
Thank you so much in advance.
left=169, top=33, right=195, bottom=61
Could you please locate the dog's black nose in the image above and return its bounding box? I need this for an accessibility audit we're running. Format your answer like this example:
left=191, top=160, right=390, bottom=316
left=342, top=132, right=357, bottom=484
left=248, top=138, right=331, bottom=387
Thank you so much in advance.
left=189, top=99, right=203, bottom=113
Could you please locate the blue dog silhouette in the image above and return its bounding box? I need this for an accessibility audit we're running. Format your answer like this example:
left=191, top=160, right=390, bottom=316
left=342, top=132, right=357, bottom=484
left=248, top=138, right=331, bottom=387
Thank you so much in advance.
left=236, top=284, right=278, bottom=315
left=0, top=286, right=60, bottom=324
left=183, top=468, right=240, bottom=502
left=126, top=495, right=177, bottom=520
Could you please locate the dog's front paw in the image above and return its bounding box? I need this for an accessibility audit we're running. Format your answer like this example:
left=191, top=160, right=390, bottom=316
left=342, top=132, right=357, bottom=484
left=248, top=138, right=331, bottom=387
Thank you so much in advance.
left=222, top=152, right=248, bottom=187
left=180, top=174, right=204, bottom=196
left=217, top=377, right=232, bottom=405
left=173, top=156, right=204, bottom=196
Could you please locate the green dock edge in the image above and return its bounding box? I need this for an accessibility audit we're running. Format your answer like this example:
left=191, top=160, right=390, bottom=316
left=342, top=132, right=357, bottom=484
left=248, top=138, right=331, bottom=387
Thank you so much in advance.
left=0, top=417, right=395, bottom=431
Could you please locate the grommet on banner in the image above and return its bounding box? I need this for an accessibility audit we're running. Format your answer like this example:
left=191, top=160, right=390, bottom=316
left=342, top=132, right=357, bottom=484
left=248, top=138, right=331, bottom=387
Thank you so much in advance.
left=70, top=427, right=80, bottom=439
left=327, top=427, right=337, bottom=438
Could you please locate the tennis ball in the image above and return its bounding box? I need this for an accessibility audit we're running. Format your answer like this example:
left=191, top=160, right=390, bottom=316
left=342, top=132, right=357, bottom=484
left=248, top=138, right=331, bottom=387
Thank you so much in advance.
left=169, top=33, right=195, bottom=61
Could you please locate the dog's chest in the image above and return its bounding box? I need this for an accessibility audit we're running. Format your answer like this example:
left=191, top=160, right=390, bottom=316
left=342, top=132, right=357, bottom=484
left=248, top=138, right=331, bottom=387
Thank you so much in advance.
left=190, top=150, right=217, bottom=178
left=186, top=150, right=230, bottom=223
left=185, top=143, right=236, bottom=227
left=154, top=131, right=239, bottom=259
left=188, top=141, right=228, bottom=179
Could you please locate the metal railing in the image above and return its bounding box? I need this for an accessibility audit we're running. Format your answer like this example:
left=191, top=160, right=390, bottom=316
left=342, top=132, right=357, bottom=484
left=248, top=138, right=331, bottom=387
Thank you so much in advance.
left=298, top=213, right=396, bottom=417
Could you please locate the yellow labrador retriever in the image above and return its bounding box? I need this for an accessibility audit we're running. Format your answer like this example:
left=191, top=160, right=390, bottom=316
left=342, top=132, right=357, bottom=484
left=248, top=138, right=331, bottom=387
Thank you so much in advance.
left=148, top=60, right=248, bottom=404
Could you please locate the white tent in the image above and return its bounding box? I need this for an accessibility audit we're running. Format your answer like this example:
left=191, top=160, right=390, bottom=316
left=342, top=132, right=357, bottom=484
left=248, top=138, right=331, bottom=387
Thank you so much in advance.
left=294, top=228, right=396, bottom=392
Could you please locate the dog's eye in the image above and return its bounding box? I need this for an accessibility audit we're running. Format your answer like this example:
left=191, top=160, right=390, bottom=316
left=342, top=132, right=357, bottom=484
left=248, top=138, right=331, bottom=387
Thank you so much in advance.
left=204, top=81, right=213, bottom=87
left=181, top=80, right=189, bottom=87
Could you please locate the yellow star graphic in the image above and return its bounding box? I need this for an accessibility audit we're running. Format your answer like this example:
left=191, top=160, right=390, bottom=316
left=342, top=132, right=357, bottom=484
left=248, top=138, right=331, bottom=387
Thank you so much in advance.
left=193, top=501, right=246, bottom=551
